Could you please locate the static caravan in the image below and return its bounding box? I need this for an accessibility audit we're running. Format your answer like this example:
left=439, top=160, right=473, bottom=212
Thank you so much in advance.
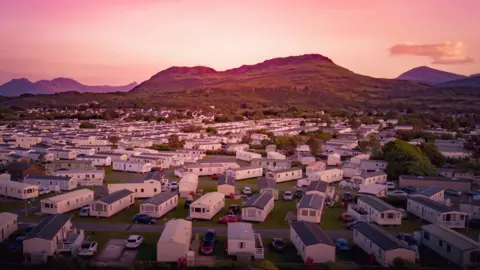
left=76, top=155, right=112, bottom=166
left=107, top=179, right=162, bottom=199
left=96, top=151, right=128, bottom=161
left=327, top=153, right=341, bottom=166
left=156, top=219, right=192, bottom=262
left=349, top=195, right=401, bottom=226
left=241, top=193, right=274, bottom=222
left=184, top=163, right=226, bottom=176
left=297, top=152, right=315, bottom=166
left=258, top=177, right=279, bottom=200
left=48, top=149, right=77, bottom=160
left=306, top=181, right=335, bottom=200
left=0, top=212, right=18, bottom=242
left=54, top=169, right=104, bottom=186
left=420, top=224, right=480, bottom=269
left=227, top=222, right=265, bottom=260
left=65, top=147, right=95, bottom=156
left=266, top=168, right=303, bottom=183
left=266, top=151, right=286, bottom=160
left=112, top=160, right=151, bottom=173
left=460, top=199, right=480, bottom=219
left=190, top=192, right=225, bottom=220
left=90, top=189, right=134, bottom=218
left=217, top=176, right=235, bottom=196
left=308, top=169, right=343, bottom=184
left=140, top=192, right=179, bottom=218
left=290, top=221, right=336, bottom=264
left=351, top=171, right=387, bottom=186
left=350, top=154, right=370, bottom=165
left=407, top=197, right=466, bottom=228
left=306, top=161, right=326, bottom=177
left=297, top=194, right=325, bottom=223
left=342, top=163, right=361, bottom=179
left=226, top=166, right=263, bottom=181
left=0, top=180, right=38, bottom=199
left=359, top=160, right=388, bottom=172
left=40, top=189, right=94, bottom=215
left=358, top=183, right=387, bottom=197
left=236, top=151, right=262, bottom=162
left=178, top=173, right=199, bottom=198
left=411, top=186, right=445, bottom=202
left=352, top=223, right=416, bottom=267
left=226, top=144, right=249, bottom=153
left=399, top=175, right=471, bottom=192
left=46, top=160, right=94, bottom=174
left=24, top=175, right=78, bottom=191
left=250, top=158, right=291, bottom=172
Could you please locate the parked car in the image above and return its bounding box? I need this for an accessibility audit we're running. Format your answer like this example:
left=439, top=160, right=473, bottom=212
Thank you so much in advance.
left=8, top=237, right=24, bottom=253
left=399, top=186, right=417, bottom=194
left=445, top=189, right=462, bottom=196
left=340, top=212, right=354, bottom=222
left=169, top=181, right=178, bottom=191
left=468, top=218, right=480, bottom=229
left=295, top=189, right=303, bottom=199
left=78, top=241, right=98, bottom=256
left=466, top=190, right=480, bottom=196
left=386, top=182, right=396, bottom=190
left=204, top=229, right=216, bottom=243
left=227, top=204, right=241, bottom=215
left=387, top=190, right=409, bottom=197
left=270, top=238, right=286, bottom=251
left=133, top=214, right=156, bottom=224
left=218, top=215, right=238, bottom=224
left=243, top=186, right=252, bottom=195
left=283, top=191, right=293, bottom=201
left=79, top=206, right=90, bottom=217
left=184, top=199, right=192, bottom=209
left=342, top=192, right=353, bottom=202
left=125, top=235, right=144, bottom=249
left=334, top=238, right=350, bottom=250
left=396, top=233, right=417, bottom=247
left=199, top=240, right=215, bottom=255
left=345, top=220, right=361, bottom=230
left=212, top=174, right=222, bottom=180
left=339, top=180, right=350, bottom=189
left=38, top=187, right=51, bottom=195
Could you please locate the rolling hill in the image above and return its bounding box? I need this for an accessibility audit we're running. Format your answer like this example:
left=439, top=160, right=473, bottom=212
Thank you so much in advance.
left=0, top=77, right=138, bottom=96
left=436, top=75, right=480, bottom=88
left=396, top=66, right=466, bottom=84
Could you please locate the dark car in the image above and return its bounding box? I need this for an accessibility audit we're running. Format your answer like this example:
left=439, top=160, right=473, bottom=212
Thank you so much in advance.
left=199, top=240, right=215, bottom=255
left=228, top=204, right=241, bottom=215
left=8, top=237, right=24, bottom=253
left=345, top=220, right=361, bottom=230
left=184, top=199, right=193, bottom=209
left=342, top=192, right=353, bottom=202
left=295, top=189, right=303, bottom=199
left=212, top=174, right=222, bottom=180
left=396, top=233, right=417, bottom=246
left=270, top=238, right=286, bottom=251
left=204, top=229, right=216, bottom=243
left=468, top=219, right=480, bottom=229
left=133, top=214, right=156, bottom=224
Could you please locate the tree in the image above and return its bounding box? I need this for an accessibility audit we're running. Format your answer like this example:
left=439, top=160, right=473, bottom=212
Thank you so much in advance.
left=102, top=109, right=118, bottom=120
left=206, top=127, right=218, bottom=134
left=275, top=136, right=297, bottom=155
left=108, top=135, right=120, bottom=146
left=307, top=137, right=322, bottom=155
left=181, top=125, right=203, bottom=133
left=420, top=143, right=446, bottom=167
left=300, top=120, right=306, bottom=126
left=168, top=135, right=184, bottom=150
left=79, top=122, right=96, bottom=129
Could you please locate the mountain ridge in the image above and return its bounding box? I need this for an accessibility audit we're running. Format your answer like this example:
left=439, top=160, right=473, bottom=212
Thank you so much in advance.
left=396, top=66, right=466, bottom=84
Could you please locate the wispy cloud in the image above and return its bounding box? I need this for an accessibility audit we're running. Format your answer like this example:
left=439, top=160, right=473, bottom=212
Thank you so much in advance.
left=389, top=41, right=474, bottom=64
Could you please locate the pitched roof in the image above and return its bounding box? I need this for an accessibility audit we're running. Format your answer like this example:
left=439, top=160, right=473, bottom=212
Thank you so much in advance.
left=158, top=219, right=192, bottom=244
left=358, top=195, right=397, bottom=212
left=352, top=222, right=411, bottom=251
left=298, top=194, right=324, bottom=210
left=243, top=193, right=273, bottom=209
left=228, top=222, right=255, bottom=241
left=258, top=177, right=277, bottom=190
left=408, top=197, right=454, bottom=213
left=290, top=221, right=334, bottom=246
left=97, top=189, right=133, bottom=204
left=24, top=214, right=71, bottom=240
left=25, top=175, right=73, bottom=181
left=412, top=186, right=444, bottom=197
left=307, top=181, right=328, bottom=193
left=421, top=224, right=480, bottom=251
left=142, top=191, right=177, bottom=205
left=217, top=175, right=235, bottom=186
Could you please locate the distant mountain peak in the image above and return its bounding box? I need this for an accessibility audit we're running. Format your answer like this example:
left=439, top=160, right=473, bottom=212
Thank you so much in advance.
left=162, top=66, right=217, bottom=75
left=397, top=66, right=466, bottom=84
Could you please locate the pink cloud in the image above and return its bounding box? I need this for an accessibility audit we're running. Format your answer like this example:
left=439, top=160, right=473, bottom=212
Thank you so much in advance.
left=389, top=42, right=474, bottom=64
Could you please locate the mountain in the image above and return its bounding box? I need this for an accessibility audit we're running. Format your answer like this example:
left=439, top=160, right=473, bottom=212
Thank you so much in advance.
left=0, top=77, right=138, bottom=96
left=436, top=75, right=480, bottom=88
left=396, top=66, right=466, bottom=84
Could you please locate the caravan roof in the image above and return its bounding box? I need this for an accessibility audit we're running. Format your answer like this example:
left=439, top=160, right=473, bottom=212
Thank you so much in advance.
left=158, top=219, right=192, bottom=244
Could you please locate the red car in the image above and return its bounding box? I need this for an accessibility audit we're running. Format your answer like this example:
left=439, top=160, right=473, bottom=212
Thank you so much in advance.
left=212, top=174, right=222, bottom=180
left=340, top=212, right=354, bottom=223
left=218, top=215, right=238, bottom=224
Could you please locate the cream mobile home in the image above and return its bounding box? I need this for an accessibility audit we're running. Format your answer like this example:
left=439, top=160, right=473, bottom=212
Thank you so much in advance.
left=236, top=151, right=262, bottom=162
left=40, top=189, right=94, bottom=215
left=297, top=194, right=325, bottom=223
left=189, top=192, right=225, bottom=220
left=140, top=192, right=179, bottom=218
left=76, top=155, right=112, bottom=166
left=184, top=163, right=226, bottom=176
left=0, top=180, right=38, bottom=199
left=24, top=175, right=78, bottom=191
left=226, top=166, right=263, bottom=181
left=54, top=169, right=104, bottom=186
left=308, top=169, right=343, bottom=184
left=250, top=158, right=291, bottom=172
left=290, top=221, right=336, bottom=264
left=0, top=212, right=18, bottom=242
left=179, top=173, right=199, bottom=198
left=266, top=168, right=303, bottom=183
left=156, top=219, right=192, bottom=262
left=89, top=189, right=134, bottom=218
left=112, top=160, right=151, bottom=173
left=226, top=222, right=265, bottom=260
left=407, top=197, right=466, bottom=228
left=241, top=193, right=274, bottom=222
left=107, top=179, right=162, bottom=199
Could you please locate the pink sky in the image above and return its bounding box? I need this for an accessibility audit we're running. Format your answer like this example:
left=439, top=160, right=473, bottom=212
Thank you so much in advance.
left=0, top=0, right=479, bottom=85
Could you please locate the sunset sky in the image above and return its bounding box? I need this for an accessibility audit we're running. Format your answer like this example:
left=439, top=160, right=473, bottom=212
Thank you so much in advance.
left=0, top=0, right=479, bottom=85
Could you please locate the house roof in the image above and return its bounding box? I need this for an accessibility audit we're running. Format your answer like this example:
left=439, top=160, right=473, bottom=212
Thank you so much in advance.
left=217, top=175, right=235, bottom=186
left=358, top=195, right=398, bottom=212
left=298, top=194, right=324, bottom=210
left=290, top=221, right=334, bottom=247
left=43, top=189, right=93, bottom=203
left=243, top=193, right=273, bottom=209
left=0, top=212, right=17, bottom=224
left=421, top=224, right=480, bottom=251
left=25, top=175, right=72, bottom=181
left=191, top=192, right=224, bottom=206
left=142, top=191, right=177, bottom=206
left=408, top=197, right=454, bottom=213
left=399, top=175, right=471, bottom=183
left=258, top=177, right=277, bottom=190
left=352, top=222, right=410, bottom=251
left=228, top=222, right=255, bottom=241
left=97, top=189, right=133, bottom=204
left=307, top=181, right=328, bottom=193
left=24, top=214, right=71, bottom=241
left=158, top=219, right=192, bottom=244
left=412, top=186, right=444, bottom=197
left=269, top=167, right=302, bottom=174
left=229, top=165, right=263, bottom=172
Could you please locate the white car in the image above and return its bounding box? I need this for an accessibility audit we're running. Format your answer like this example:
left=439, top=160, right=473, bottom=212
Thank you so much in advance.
left=283, top=191, right=293, bottom=201
left=387, top=190, right=408, bottom=197
left=386, top=182, right=396, bottom=190
left=169, top=181, right=178, bottom=191
left=125, top=235, right=144, bottom=249
left=79, top=206, right=90, bottom=217
left=242, top=186, right=252, bottom=195
left=78, top=241, right=98, bottom=256
left=38, top=187, right=51, bottom=195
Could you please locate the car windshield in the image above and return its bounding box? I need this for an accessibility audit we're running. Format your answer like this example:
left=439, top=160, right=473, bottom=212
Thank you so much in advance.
left=205, top=232, right=214, bottom=240
left=273, top=239, right=284, bottom=245
left=285, top=192, right=291, bottom=195
left=81, top=243, right=91, bottom=249
left=127, top=239, right=137, bottom=242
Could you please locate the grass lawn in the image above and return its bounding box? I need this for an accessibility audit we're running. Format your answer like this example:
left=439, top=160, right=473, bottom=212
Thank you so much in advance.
left=85, top=231, right=160, bottom=261
left=384, top=218, right=424, bottom=233
left=0, top=198, right=27, bottom=212
left=254, top=200, right=297, bottom=229
left=72, top=200, right=143, bottom=224
left=262, top=237, right=303, bottom=265
left=234, top=178, right=259, bottom=185
left=320, top=207, right=348, bottom=231
left=104, top=166, right=144, bottom=184
left=277, top=181, right=297, bottom=189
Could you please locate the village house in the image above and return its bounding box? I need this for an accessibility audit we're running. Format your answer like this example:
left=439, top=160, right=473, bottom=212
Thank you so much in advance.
left=306, top=161, right=326, bottom=177
left=308, top=169, right=344, bottom=184
left=76, top=154, right=112, bottom=166
left=156, top=219, right=193, bottom=263
left=306, top=181, right=335, bottom=199
left=399, top=175, right=472, bottom=192
left=241, top=193, right=274, bottom=222
left=297, top=194, right=325, bottom=223
left=217, top=175, right=235, bottom=197
left=226, top=222, right=265, bottom=260
left=140, top=191, right=179, bottom=218
left=352, top=222, right=416, bottom=267
left=226, top=166, right=263, bottom=181
left=407, top=197, right=467, bottom=228
left=112, top=160, right=151, bottom=173
left=40, top=189, right=94, bottom=215
left=54, top=169, right=105, bottom=186
left=258, top=177, right=279, bottom=200
left=107, top=179, right=162, bottom=199
left=189, top=192, right=225, bottom=220
left=410, top=186, right=445, bottom=202
left=179, top=173, right=199, bottom=198
left=0, top=212, right=18, bottom=242
left=290, top=221, right=336, bottom=264
left=250, top=158, right=291, bottom=172
left=348, top=195, right=402, bottom=225
left=266, top=167, right=303, bottom=183
left=236, top=150, right=262, bottom=162
left=89, top=189, right=134, bottom=218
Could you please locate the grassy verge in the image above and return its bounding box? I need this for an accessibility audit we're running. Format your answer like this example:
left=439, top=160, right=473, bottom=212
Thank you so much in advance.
left=104, top=166, right=144, bottom=184
left=254, top=200, right=297, bottom=229
left=320, top=207, right=347, bottom=231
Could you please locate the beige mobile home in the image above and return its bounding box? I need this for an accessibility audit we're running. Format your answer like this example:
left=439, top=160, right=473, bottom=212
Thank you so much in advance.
left=290, top=221, right=336, bottom=264
left=250, top=158, right=291, bottom=172
left=411, top=186, right=445, bottom=202
left=217, top=175, right=235, bottom=196
left=54, top=169, right=104, bottom=186
left=236, top=151, right=262, bottom=162
left=266, top=168, right=303, bottom=183
left=297, top=194, right=325, bottom=223
left=227, top=222, right=265, bottom=260
left=76, top=155, right=112, bottom=166
left=308, top=169, right=344, bottom=184
left=0, top=212, right=18, bottom=242
left=0, top=180, right=38, bottom=199
left=327, top=153, right=341, bottom=166
left=189, top=192, right=225, bottom=220
left=157, top=219, right=192, bottom=262
left=184, top=163, right=226, bottom=176
left=226, top=166, right=263, bottom=181
left=266, top=151, right=286, bottom=160
left=112, top=160, right=151, bottom=173
left=107, top=179, right=162, bottom=199
left=140, top=192, right=178, bottom=218
left=24, top=175, right=78, bottom=191
left=90, top=189, right=134, bottom=218
left=241, top=193, right=274, bottom=222
left=407, top=197, right=466, bottom=228
left=348, top=195, right=402, bottom=226
left=351, top=171, right=387, bottom=186
left=40, top=189, right=94, bottom=215
left=179, top=173, right=199, bottom=198
left=306, top=181, right=335, bottom=200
